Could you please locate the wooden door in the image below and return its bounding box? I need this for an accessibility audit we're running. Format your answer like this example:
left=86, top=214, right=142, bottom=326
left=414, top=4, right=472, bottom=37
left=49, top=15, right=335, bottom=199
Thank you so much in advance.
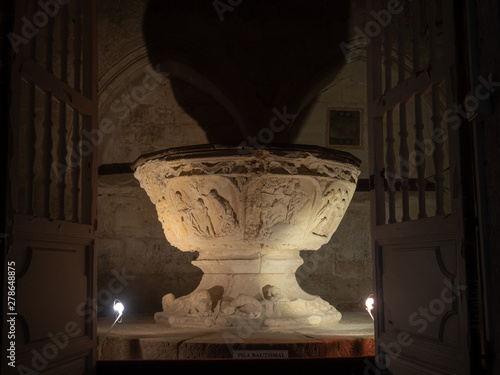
left=367, top=0, right=479, bottom=373
left=3, top=0, right=98, bottom=373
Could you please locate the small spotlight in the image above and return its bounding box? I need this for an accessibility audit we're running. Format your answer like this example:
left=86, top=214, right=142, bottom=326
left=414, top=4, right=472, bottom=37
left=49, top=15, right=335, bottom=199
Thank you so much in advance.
left=365, top=295, right=374, bottom=320
left=98, top=299, right=126, bottom=357
left=114, top=300, right=124, bottom=317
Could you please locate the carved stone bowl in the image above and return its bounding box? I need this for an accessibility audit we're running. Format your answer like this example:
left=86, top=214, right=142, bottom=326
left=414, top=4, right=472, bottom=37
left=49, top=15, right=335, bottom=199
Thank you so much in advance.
left=132, top=144, right=361, bottom=328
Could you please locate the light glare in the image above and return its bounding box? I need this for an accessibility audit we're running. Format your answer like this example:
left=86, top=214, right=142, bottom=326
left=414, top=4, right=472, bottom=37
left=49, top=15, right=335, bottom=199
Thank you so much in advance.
left=365, top=297, right=374, bottom=310
left=99, top=299, right=126, bottom=355
left=114, top=301, right=125, bottom=315
left=365, top=295, right=374, bottom=320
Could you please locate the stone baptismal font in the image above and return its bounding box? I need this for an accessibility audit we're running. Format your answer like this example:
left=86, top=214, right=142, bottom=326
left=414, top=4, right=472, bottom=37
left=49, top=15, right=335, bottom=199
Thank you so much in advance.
left=132, top=144, right=360, bottom=328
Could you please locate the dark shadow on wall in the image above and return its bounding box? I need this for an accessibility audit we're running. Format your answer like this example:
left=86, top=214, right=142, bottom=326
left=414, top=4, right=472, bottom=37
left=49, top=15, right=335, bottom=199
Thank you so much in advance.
left=142, top=0, right=352, bottom=144
left=165, top=77, right=241, bottom=144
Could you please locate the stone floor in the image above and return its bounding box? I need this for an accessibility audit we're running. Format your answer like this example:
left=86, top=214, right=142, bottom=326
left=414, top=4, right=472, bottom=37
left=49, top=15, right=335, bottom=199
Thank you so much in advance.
left=97, top=312, right=374, bottom=360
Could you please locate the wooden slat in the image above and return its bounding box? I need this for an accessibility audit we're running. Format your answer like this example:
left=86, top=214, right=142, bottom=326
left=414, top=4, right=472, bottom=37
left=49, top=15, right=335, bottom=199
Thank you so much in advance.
left=81, top=114, right=92, bottom=225
left=40, top=15, right=55, bottom=219
left=17, top=54, right=93, bottom=116
left=366, top=0, right=386, bottom=363
left=383, top=16, right=393, bottom=94
left=41, top=93, right=53, bottom=218
left=24, top=83, right=36, bottom=216
left=399, top=103, right=410, bottom=221
left=410, top=0, right=420, bottom=73
left=80, top=0, right=97, bottom=226
left=410, top=0, right=427, bottom=219
left=70, top=114, right=81, bottom=223
left=23, top=0, right=37, bottom=216
left=442, top=0, right=459, bottom=214
left=367, top=0, right=386, bottom=228
left=384, top=20, right=396, bottom=223
left=8, top=0, right=22, bottom=216
left=12, top=214, right=93, bottom=240
left=386, top=111, right=397, bottom=223
left=373, top=61, right=447, bottom=117
left=397, top=2, right=410, bottom=222
left=431, top=84, right=445, bottom=216
left=71, top=0, right=83, bottom=223
left=56, top=4, right=69, bottom=221
left=83, top=2, right=98, bottom=361
left=428, top=0, right=437, bottom=65
left=428, top=2, right=445, bottom=216
left=414, top=92, right=428, bottom=219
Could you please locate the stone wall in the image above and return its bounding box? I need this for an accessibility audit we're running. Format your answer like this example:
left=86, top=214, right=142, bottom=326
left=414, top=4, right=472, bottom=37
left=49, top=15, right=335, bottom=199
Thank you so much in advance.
left=97, top=174, right=202, bottom=315
left=298, top=192, right=372, bottom=312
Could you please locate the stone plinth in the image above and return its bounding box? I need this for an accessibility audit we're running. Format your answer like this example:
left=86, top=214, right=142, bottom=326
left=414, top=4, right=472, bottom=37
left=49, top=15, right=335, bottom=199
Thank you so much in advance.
left=97, top=312, right=374, bottom=360
left=132, top=144, right=360, bottom=328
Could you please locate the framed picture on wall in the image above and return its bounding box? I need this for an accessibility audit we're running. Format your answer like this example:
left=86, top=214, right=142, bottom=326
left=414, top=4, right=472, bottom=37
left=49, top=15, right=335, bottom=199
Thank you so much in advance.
left=326, top=109, right=362, bottom=148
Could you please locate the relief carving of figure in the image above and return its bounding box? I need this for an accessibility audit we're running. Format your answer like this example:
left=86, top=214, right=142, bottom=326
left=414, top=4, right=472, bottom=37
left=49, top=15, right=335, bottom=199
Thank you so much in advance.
left=312, top=187, right=349, bottom=237
left=221, top=294, right=262, bottom=318
left=283, top=181, right=307, bottom=222
left=162, top=290, right=214, bottom=317
left=173, top=190, right=216, bottom=238
left=247, top=178, right=309, bottom=239
left=205, top=189, right=239, bottom=236
left=262, top=284, right=287, bottom=302
left=173, top=191, right=194, bottom=235
left=192, top=198, right=216, bottom=238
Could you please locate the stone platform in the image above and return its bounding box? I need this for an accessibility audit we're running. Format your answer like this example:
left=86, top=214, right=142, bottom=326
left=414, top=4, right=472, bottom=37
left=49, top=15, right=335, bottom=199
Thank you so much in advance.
left=97, top=312, right=374, bottom=360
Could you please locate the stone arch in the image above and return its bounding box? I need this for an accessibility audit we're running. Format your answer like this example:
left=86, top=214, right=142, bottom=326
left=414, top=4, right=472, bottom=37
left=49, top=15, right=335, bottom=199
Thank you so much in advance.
left=98, top=46, right=251, bottom=142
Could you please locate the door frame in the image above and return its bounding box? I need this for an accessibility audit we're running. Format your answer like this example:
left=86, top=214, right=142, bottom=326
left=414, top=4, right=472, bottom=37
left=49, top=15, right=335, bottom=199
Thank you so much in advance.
left=367, top=0, right=487, bottom=373
left=2, top=0, right=99, bottom=374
